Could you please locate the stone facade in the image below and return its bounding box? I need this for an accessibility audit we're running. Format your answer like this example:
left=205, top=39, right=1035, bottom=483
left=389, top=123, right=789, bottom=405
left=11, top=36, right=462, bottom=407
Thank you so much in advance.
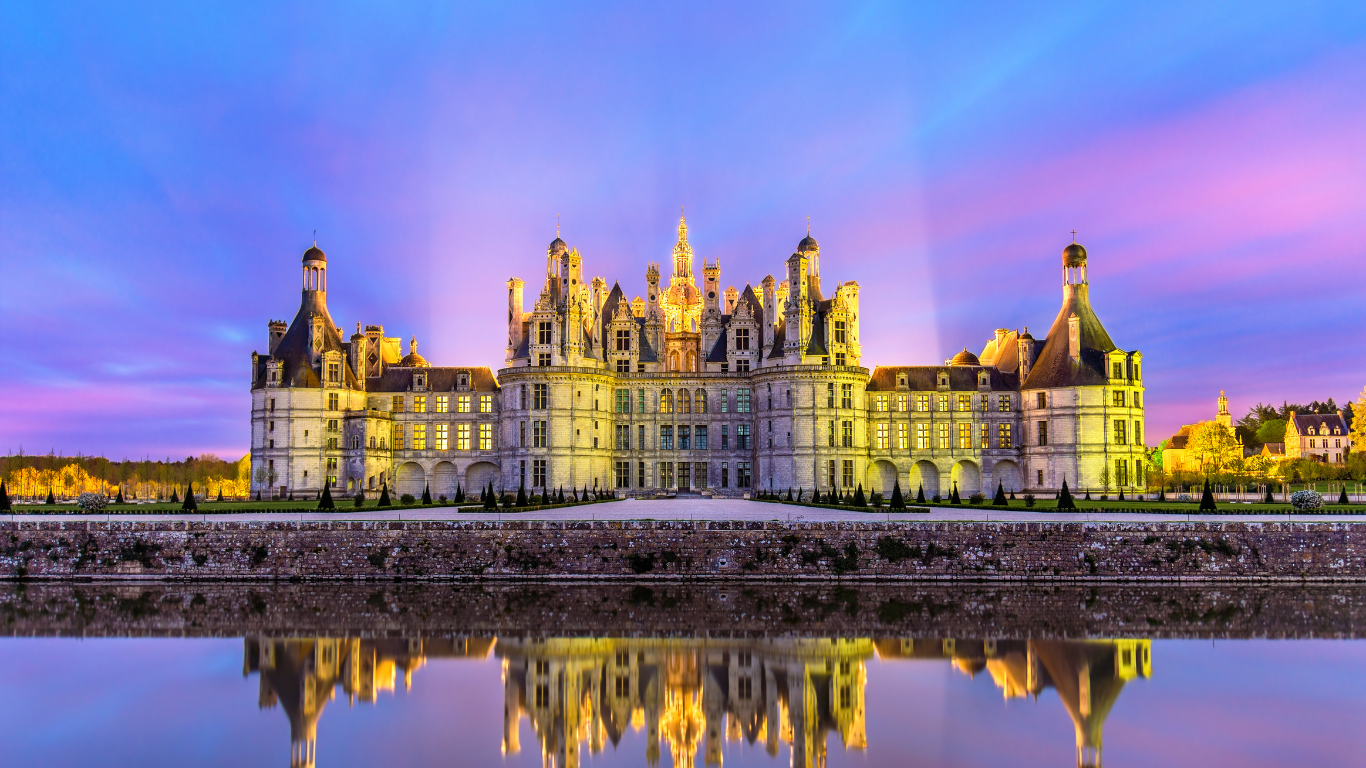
left=250, top=225, right=1147, bottom=500
left=1284, top=410, right=1353, bottom=464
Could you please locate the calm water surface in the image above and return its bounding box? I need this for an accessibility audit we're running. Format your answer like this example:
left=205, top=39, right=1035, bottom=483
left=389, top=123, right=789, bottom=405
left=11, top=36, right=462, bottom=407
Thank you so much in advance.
left=1, top=583, right=1364, bottom=767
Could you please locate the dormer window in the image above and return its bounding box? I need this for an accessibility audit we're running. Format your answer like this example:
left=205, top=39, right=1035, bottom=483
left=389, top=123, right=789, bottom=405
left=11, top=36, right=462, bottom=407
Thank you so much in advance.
left=938, top=373, right=949, bottom=388
left=457, top=373, right=469, bottom=390
left=414, top=373, right=427, bottom=390
left=1308, top=427, right=1316, bottom=435
left=897, top=374, right=907, bottom=389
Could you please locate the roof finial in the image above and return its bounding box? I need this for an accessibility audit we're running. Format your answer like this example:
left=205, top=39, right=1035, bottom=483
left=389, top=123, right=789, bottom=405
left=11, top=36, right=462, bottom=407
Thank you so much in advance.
left=807, top=216, right=811, bottom=235
left=313, top=228, right=316, bottom=246
left=556, top=214, right=560, bottom=237
left=1070, top=229, right=1077, bottom=243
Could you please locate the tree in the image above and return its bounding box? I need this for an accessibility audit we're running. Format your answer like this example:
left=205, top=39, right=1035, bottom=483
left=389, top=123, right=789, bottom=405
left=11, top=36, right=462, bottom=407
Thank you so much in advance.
left=115, top=487, right=124, bottom=504
left=853, top=484, right=866, bottom=507
left=811, top=488, right=821, bottom=504
left=354, top=487, right=365, bottom=507
left=993, top=482, right=1007, bottom=506
left=890, top=481, right=905, bottom=510
left=1188, top=422, right=1242, bottom=474
left=1350, top=386, right=1366, bottom=456
left=1199, top=478, right=1216, bottom=511
left=1098, top=463, right=1112, bottom=495
left=216, top=488, right=224, bottom=502
left=950, top=482, right=961, bottom=504
left=454, top=483, right=464, bottom=503
left=318, top=482, right=335, bottom=510
left=378, top=482, right=392, bottom=507
left=1264, top=485, right=1274, bottom=504
left=1058, top=479, right=1076, bottom=510
left=797, top=488, right=804, bottom=502
left=1339, top=487, right=1350, bottom=505
left=516, top=480, right=527, bottom=507
left=916, top=484, right=925, bottom=503
left=1256, top=419, right=1287, bottom=446
left=182, top=482, right=198, bottom=512
left=421, top=483, right=432, bottom=505
left=170, top=487, right=179, bottom=504
left=0, top=481, right=9, bottom=512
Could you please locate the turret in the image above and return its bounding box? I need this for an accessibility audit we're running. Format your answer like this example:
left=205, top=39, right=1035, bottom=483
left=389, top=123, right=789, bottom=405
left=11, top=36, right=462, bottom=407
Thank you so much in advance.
left=302, top=242, right=327, bottom=294
left=268, top=320, right=287, bottom=355
left=703, top=259, right=721, bottom=313
left=349, top=323, right=368, bottom=383
left=724, top=285, right=738, bottom=314
left=761, top=275, right=776, bottom=331
left=507, top=278, right=525, bottom=363
left=784, top=243, right=811, bottom=360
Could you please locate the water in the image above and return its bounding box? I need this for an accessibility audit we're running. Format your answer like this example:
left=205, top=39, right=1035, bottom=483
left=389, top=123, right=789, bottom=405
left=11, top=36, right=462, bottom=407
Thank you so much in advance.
left=2, top=583, right=1364, bottom=767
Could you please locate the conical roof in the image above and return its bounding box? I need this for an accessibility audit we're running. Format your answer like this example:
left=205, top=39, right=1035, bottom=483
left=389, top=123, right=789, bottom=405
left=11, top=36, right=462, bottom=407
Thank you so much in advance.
left=1021, top=282, right=1116, bottom=389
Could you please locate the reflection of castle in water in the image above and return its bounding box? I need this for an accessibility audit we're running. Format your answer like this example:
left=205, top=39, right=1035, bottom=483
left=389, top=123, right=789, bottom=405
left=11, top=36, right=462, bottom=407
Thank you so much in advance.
left=242, top=635, right=1149, bottom=768
left=876, top=638, right=1152, bottom=768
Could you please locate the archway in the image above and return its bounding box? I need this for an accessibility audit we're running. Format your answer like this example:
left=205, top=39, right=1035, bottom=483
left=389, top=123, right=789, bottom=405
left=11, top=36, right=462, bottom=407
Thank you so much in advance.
left=395, top=462, right=426, bottom=498
left=992, top=460, right=1023, bottom=493
left=465, top=461, right=500, bottom=493
left=432, top=461, right=459, bottom=500
left=910, top=460, right=940, bottom=499
left=868, top=459, right=898, bottom=496
left=951, top=460, right=982, bottom=498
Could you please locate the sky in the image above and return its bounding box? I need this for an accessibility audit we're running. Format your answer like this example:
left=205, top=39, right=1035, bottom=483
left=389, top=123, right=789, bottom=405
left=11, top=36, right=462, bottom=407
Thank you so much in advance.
left=1, top=1, right=1364, bottom=459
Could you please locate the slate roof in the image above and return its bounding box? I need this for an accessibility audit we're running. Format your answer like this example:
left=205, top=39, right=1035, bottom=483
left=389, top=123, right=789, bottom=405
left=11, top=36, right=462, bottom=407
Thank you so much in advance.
left=1020, top=284, right=1117, bottom=390
left=865, top=365, right=1019, bottom=392
left=253, top=291, right=358, bottom=389
left=706, top=325, right=729, bottom=363
left=367, top=366, right=499, bottom=393
left=1289, top=412, right=1348, bottom=437
left=805, top=308, right=828, bottom=357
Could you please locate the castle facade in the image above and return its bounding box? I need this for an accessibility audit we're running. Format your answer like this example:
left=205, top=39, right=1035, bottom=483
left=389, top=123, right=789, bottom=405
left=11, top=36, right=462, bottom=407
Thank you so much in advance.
left=249, top=217, right=1148, bottom=499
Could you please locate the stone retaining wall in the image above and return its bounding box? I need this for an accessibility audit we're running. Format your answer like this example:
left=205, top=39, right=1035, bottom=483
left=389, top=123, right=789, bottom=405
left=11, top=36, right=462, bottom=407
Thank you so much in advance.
left=1, top=519, right=1363, bottom=581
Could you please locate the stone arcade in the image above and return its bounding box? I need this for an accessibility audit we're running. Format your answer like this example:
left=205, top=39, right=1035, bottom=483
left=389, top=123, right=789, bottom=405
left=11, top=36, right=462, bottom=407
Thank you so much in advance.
left=250, top=219, right=1147, bottom=499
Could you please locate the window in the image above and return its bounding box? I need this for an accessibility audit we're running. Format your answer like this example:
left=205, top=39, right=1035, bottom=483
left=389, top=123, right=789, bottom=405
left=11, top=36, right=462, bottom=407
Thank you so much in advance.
left=916, top=394, right=929, bottom=412
left=533, top=421, right=547, bottom=448
left=1036, top=392, right=1046, bottom=409
left=997, top=395, right=1011, bottom=412
left=722, top=462, right=730, bottom=488
left=721, top=425, right=729, bottom=449
left=327, top=419, right=339, bottom=433
left=679, top=389, right=692, bottom=413
left=695, top=389, right=708, bottom=413
left=1134, top=421, right=1143, bottom=446
left=1037, top=469, right=1045, bottom=486
left=736, top=358, right=750, bottom=373
left=937, top=394, right=948, bottom=412
left=638, top=461, right=647, bottom=487
left=1038, top=421, right=1049, bottom=446
left=841, top=384, right=853, bottom=409
left=842, top=460, right=854, bottom=488
left=841, top=421, right=853, bottom=448
left=413, top=396, right=427, bottom=413
left=980, top=394, right=989, bottom=411
left=328, top=393, right=339, bottom=410
left=897, top=423, right=908, bottom=449
left=537, top=353, right=551, bottom=367
left=980, top=422, right=990, bottom=449
left=327, top=362, right=340, bottom=383
left=660, top=426, right=674, bottom=450
left=615, top=424, right=631, bottom=450
left=737, top=424, right=751, bottom=449
left=615, top=358, right=630, bottom=373
left=615, top=329, right=631, bottom=351
left=537, top=321, right=552, bottom=344
left=937, top=423, right=949, bottom=449
left=660, top=389, right=674, bottom=413
left=659, top=462, right=675, bottom=488
left=1113, top=362, right=1124, bottom=379
left=835, top=352, right=846, bottom=366
left=615, top=461, right=630, bottom=488
left=957, top=394, right=970, bottom=412
left=834, top=320, right=846, bottom=344
left=480, top=395, right=492, bottom=413
left=457, top=423, right=471, bottom=450
left=958, top=423, right=972, bottom=449
left=826, top=383, right=835, bottom=408
left=518, top=386, right=527, bottom=409
left=533, top=384, right=548, bottom=409
left=735, top=327, right=750, bottom=350
left=435, top=424, right=449, bottom=450
left=435, top=395, right=449, bottom=413
left=639, top=424, right=645, bottom=449
left=1134, top=392, right=1142, bottom=408
left=391, top=396, right=404, bottom=412
left=1113, top=390, right=1126, bottom=407
left=876, top=423, right=888, bottom=449
left=326, top=437, right=338, bottom=449
left=392, top=425, right=404, bottom=449
left=533, top=459, right=547, bottom=488
left=518, top=421, right=526, bottom=447
left=1115, top=458, right=1129, bottom=486
left=479, top=423, right=492, bottom=450
left=696, top=426, right=708, bottom=449
left=412, top=424, right=426, bottom=450
left=1134, top=364, right=1141, bottom=380
left=917, top=423, right=929, bottom=449
left=736, top=389, right=752, bottom=413
left=737, top=461, right=752, bottom=488
left=679, top=425, right=691, bottom=450
left=827, top=420, right=835, bottom=447
left=1113, top=419, right=1127, bottom=445
left=721, top=390, right=729, bottom=413
left=739, top=677, right=753, bottom=700
left=896, top=394, right=907, bottom=412
left=1136, top=461, right=1146, bottom=486
left=614, top=389, right=629, bottom=413
left=874, top=394, right=888, bottom=412
left=998, top=423, right=1012, bottom=449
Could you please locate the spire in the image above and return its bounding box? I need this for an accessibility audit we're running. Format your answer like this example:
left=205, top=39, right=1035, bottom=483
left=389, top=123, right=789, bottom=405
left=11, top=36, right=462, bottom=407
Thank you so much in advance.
left=672, top=207, right=693, bottom=280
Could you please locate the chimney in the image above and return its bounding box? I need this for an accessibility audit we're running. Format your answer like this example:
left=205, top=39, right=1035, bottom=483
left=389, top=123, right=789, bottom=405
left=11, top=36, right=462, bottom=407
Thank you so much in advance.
left=1067, top=313, right=1081, bottom=364
left=268, top=320, right=287, bottom=356
left=506, top=278, right=525, bottom=362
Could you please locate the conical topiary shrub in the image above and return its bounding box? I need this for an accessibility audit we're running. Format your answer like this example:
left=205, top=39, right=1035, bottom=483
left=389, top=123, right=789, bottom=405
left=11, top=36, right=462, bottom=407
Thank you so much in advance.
left=216, top=488, right=224, bottom=502
left=890, top=480, right=905, bottom=510
left=853, top=484, right=867, bottom=507
left=786, top=487, right=793, bottom=501
left=455, top=482, right=464, bottom=503
left=318, top=482, right=335, bottom=510
left=0, top=481, right=10, bottom=512
left=950, top=482, right=961, bottom=505
left=170, top=488, right=179, bottom=504
left=1058, top=479, right=1076, bottom=510
left=354, top=488, right=365, bottom=507
left=1339, top=487, right=1350, bottom=505
left=1159, top=487, right=1167, bottom=502
left=378, top=482, right=392, bottom=507
left=1117, top=488, right=1125, bottom=501
left=421, top=483, right=432, bottom=505
left=115, top=487, right=124, bottom=504
left=516, top=481, right=527, bottom=507
left=1264, top=485, right=1274, bottom=504
left=182, top=483, right=198, bottom=512
left=255, top=489, right=262, bottom=501
left=1200, top=478, right=1216, bottom=511
left=916, top=484, right=925, bottom=503
left=993, top=481, right=1007, bottom=506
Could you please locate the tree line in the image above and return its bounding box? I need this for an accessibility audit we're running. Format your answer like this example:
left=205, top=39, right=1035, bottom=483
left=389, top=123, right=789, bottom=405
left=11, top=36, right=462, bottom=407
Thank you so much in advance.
left=0, top=452, right=251, bottom=501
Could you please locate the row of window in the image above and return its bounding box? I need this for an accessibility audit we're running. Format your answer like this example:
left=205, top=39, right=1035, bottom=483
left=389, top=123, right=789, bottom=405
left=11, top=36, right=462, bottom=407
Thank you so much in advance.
left=606, top=460, right=752, bottom=489
left=1308, top=438, right=1344, bottom=449
left=870, top=392, right=1013, bottom=413
left=391, top=394, right=493, bottom=414
left=392, top=423, right=494, bottom=451
left=859, top=422, right=1015, bottom=450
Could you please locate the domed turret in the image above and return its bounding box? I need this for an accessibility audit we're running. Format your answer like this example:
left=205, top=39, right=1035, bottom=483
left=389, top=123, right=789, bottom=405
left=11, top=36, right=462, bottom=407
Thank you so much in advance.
left=399, top=336, right=429, bottom=367
left=798, top=234, right=819, bottom=254
left=302, top=245, right=326, bottom=263
left=548, top=237, right=568, bottom=256
left=950, top=348, right=980, bottom=366
left=1063, top=242, right=1087, bottom=268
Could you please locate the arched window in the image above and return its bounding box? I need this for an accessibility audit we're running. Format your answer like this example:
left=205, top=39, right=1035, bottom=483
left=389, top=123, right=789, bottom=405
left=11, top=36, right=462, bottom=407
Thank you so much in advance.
left=352, top=435, right=360, bottom=449
left=369, top=436, right=377, bottom=449
left=695, top=389, right=707, bottom=413
left=686, top=350, right=696, bottom=370
left=669, top=351, right=679, bottom=370
left=660, top=389, right=673, bottom=413
left=680, top=389, right=692, bottom=413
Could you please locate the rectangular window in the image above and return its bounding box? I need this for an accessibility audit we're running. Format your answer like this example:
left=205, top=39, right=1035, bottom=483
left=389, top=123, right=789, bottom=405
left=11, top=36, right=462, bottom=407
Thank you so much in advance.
left=392, top=396, right=404, bottom=412
left=827, top=460, right=836, bottom=488
left=1038, top=421, right=1049, bottom=446
left=980, top=394, right=989, bottom=411
left=537, top=353, right=551, bottom=367
left=456, top=395, right=470, bottom=413
left=327, top=362, right=340, bottom=383
left=615, top=461, right=630, bottom=488
left=876, top=423, right=888, bottom=449
left=660, top=389, right=673, bottom=413
left=736, top=358, right=750, bottom=373
left=659, top=462, right=675, bottom=488
left=519, top=386, right=527, bottom=409
left=479, top=423, right=492, bottom=450
left=696, top=391, right=707, bottom=413
left=1113, top=419, right=1127, bottom=445
left=1113, top=390, right=1126, bottom=407
left=327, top=419, right=339, bottom=433
left=533, top=459, right=547, bottom=488
left=827, top=383, right=835, bottom=408
left=537, top=321, right=552, bottom=345
left=615, top=329, right=631, bottom=351
left=734, top=327, right=750, bottom=350
left=412, top=424, right=426, bottom=450
left=1112, top=362, right=1123, bottom=379
left=896, top=394, right=907, bottom=412
left=998, top=423, right=1013, bottom=449
left=435, top=395, right=449, bottom=413
left=413, top=396, right=427, bottom=413
left=981, top=422, right=990, bottom=449
left=679, top=425, right=691, bottom=450
left=480, top=395, right=492, bottom=413
left=392, top=425, right=404, bottom=450
left=958, top=423, right=972, bottom=449
left=533, top=420, right=547, bottom=448
left=435, top=424, right=449, bottom=450
left=835, top=352, right=846, bottom=366
left=737, top=424, right=751, bottom=449
left=721, top=390, right=729, bottom=413
left=937, top=423, right=949, bottom=449
left=841, top=420, right=853, bottom=448
left=1134, top=421, right=1143, bottom=446
left=1036, top=392, right=1046, bottom=409
left=916, top=394, right=929, bottom=412
left=917, top=423, right=929, bottom=449
left=737, top=461, right=752, bottom=488
left=695, top=426, right=708, bottom=450
left=842, top=460, right=854, bottom=488
left=328, top=393, right=339, bottom=410
left=518, top=421, right=526, bottom=448
left=736, top=389, right=751, bottom=413
left=615, top=424, right=631, bottom=450
left=997, top=395, right=1011, bottom=412
left=1115, top=458, right=1129, bottom=486
left=833, top=320, right=846, bottom=344
left=660, top=426, right=674, bottom=450
left=1038, top=469, right=1045, bottom=486
left=937, top=394, right=948, bottom=412
left=721, top=425, right=729, bottom=449
left=897, top=423, right=908, bottom=449
left=533, top=384, right=548, bottom=409
left=957, top=395, right=971, bottom=412
left=616, top=358, right=630, bottom=373
left=722, top=462, right=730, bottom=488
left=639, top=424, right=645, bottom=450
left=457, top=423, right=471, bottom=450
left=326, top=437, right=338, bottom=449
left=615, top=389, right=630, bottom=413
left=874, top=394, right=888, bottom=412
left=1134, top=391, right=1142, bottom=408
left=638, top=461, right=646, bottom=488
left=840, top=383, right=852, bottom=409
left=1136, top=461, right=1146, bottom=486
left=828, top=420, right=835, bottom=447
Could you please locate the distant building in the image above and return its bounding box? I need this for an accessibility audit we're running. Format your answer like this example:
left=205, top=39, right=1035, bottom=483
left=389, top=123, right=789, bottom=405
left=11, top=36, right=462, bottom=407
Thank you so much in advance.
left=1284, top=411, right=1352, bottom=463
left=1162, top=391, right=1242, bottom=473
